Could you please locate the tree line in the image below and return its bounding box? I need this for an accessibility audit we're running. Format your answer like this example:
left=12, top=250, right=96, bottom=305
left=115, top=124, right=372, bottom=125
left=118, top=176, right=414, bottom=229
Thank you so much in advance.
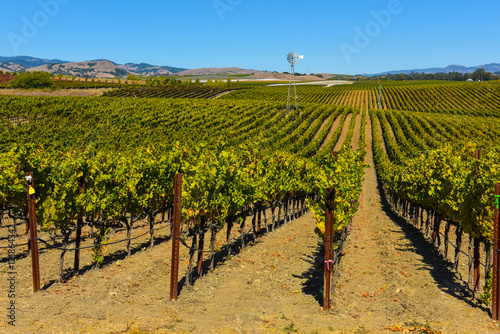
left=377, top=68, right=499, bottom=82
left=144, top=76, right=240, bottom=87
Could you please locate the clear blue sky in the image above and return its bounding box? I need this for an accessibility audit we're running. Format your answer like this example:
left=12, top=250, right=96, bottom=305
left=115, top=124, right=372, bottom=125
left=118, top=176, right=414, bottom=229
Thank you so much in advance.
left=2, top=0, right=499, bottom=75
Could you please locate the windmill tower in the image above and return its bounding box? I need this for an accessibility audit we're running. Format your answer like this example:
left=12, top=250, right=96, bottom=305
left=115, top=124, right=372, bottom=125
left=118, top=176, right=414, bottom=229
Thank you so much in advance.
left=286, top=52, right=304, bottom=112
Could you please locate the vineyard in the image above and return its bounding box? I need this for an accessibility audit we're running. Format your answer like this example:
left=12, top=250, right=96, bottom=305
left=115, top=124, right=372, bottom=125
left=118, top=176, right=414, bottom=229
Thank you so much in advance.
left=101, top=85, right=239, bottom=99
left=369, top=108, right=500, bottom=296
left=0, top=95, right=364, bottom=288
left=1, top=79, right=500, bottom=333
left=221, top=80, right=500, bottom=115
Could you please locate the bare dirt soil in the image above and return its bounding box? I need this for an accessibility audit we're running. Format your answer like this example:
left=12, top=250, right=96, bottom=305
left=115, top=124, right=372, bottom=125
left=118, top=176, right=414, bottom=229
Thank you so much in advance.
left=319, top=113, right=342, bottom=151
left=333, top=113, right=352, bottom=152
left=1, top=116, right=499, bottom=333
left=350, top=112, right=362, bottom=151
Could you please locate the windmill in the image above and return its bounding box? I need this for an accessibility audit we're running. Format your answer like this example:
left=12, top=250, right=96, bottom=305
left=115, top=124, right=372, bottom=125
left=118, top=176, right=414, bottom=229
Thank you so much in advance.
left=286, top=52, right=304, bottom=112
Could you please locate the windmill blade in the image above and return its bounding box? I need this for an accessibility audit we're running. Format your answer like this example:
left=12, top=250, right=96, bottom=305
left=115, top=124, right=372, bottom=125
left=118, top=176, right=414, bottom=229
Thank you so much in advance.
left=287, top=52, right=299, bottom=64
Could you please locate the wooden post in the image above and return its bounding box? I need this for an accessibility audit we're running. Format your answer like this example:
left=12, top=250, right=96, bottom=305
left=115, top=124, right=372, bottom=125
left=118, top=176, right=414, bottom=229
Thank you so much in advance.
left=473, top=237, right=480, bottom=293
left=432, top=213, right=439, bottom=245
left=324, top=151, right=338, bottom=310
left=323, top=187, right=335, bottom=310
left=26, top=172, right=40, bottom=292
left=492, top=183, right=500, bottom=320
left=73, top=218, right=83, bottom=276
left=170, top=174, right=182, bottom=301
left=197, top=218, right=206, bottom=278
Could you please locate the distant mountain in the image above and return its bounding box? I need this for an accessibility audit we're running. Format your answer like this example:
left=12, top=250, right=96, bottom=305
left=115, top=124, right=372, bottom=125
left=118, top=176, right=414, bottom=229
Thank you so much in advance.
left=365, top=63, right=500, bottom=76
left=0, top=62, right=26, bottom=73
left=119, top=63, right=188, bottom=76
left=0, top=56, right=68, bottom=69
left=0, top=56, right=189, bottom=78
left=0, top=55, right=323, bottom=80
left=177, top=67, right=263, bottom=76
left=28, top=60, right=190, bottom=78
left=28, top=60, right=129, bottom=79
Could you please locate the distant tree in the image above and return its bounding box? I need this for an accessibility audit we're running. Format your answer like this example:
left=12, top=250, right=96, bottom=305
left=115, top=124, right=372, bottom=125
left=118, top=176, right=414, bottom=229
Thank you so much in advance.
left=394, top=73, right=405, bottom=81
left=169, top=78, right=181, bottom=85
left=127, top=74, right=139, bottom=81
left=195, top=78, right=200, bottom=85
left=147, top=76, right=162, bottom=86
left=8, top=71, right=53, bottom=89
left=472, top=68, right=494, bottom=81
left=227, top=76, right=232, bottom=87
left=380, top=70, right=476, bottom=82
left=447, top=71, right=464, bottom=81
left=0, top=70, right=3, bottom=74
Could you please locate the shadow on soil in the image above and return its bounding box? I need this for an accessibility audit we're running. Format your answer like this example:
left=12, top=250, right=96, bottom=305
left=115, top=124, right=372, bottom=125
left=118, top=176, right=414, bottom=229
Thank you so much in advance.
left=294, top=243, right=325, bottom=305
left=375, top=176, right=490, bottom=315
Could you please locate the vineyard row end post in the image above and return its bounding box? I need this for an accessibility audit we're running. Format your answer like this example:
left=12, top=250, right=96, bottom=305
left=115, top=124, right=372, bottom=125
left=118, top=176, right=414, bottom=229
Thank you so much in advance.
left=323, top=187, right=335, bottom=310
left=492, top=183, right=500, bottom=320
left=26, top=172, right=40, bottom=293
left=170, top=173, right=182, bottom=301
left=324, top=151, right=338, bottom=310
